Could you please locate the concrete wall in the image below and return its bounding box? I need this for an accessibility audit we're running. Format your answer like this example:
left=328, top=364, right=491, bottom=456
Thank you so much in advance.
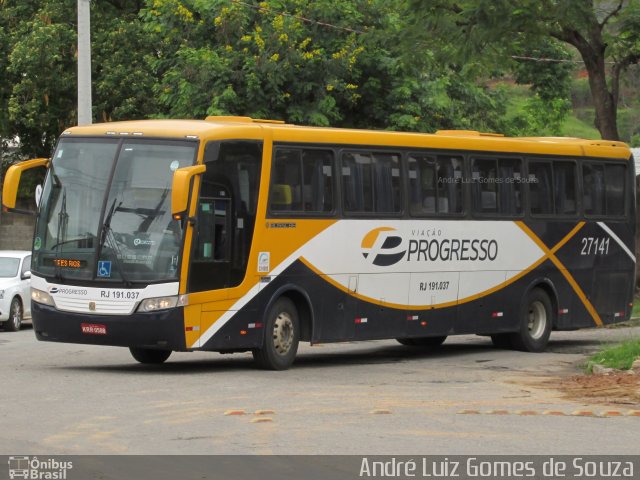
left=0, top=199, right=36, bottom=251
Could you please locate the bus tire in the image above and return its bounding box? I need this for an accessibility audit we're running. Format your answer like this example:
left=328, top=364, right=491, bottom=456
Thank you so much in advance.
left=5, top=297, right=23, bottom=332
left=490, top=334, right=512, bottom=349
left=129, top=347, right=172, bottom=364
left=253, top=297, right=299, bottom=370
left=396, top=336, right=447, bottom=347
left=509, top=288, right=552, bottom=352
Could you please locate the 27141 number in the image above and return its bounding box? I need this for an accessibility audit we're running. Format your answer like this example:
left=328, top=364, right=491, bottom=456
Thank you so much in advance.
left=580, top=237, right=610, bottom=256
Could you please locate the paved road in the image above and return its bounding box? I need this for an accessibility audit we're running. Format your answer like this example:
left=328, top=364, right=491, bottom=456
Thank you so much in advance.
left=1, top=324, right=639, bottom=455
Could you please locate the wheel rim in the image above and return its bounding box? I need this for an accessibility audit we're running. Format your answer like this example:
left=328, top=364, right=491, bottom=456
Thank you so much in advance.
left=272, top=311, right=294, bottom=355
left=527, top=300, right=546, bottom=339
left=10, top=300, right=21, bottom=328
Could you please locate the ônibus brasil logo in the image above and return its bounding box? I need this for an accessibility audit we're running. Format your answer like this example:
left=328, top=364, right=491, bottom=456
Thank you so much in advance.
left=361, top=227, right=407, bottom=267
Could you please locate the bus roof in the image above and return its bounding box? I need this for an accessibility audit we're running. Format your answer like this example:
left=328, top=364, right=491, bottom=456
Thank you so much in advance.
left=62, top=116, right=632, bottom=160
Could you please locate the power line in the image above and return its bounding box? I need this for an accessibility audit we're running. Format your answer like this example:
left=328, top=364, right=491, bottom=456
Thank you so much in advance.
left=230, top=0, right=366, bottom=35
left=511, top=55, right=615, bottom=65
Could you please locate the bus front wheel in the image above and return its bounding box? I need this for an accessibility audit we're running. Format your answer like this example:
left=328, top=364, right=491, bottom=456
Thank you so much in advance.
left=510, top=289, right=552, bottom=352
left=253, top=297, right=299, bottom=370
left=129, top=347, right=172, bottom=364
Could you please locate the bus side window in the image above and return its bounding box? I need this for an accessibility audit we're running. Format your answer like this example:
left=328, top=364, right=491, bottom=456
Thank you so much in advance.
left=372, top=153, right=402, bottom=213
left=529, top=161, right=553, bottom=215
left=437, top=156, right=463, bottom=214
left=554, top=162, right=577, bottom=215
left=270, top=148, right=334, bottom=214
left=472, top=158, right=498, bottom=213
left=342, top=151, right=401, bottom=214
left=605, top=164, right=626, bottom=216
left=270, top=149, right=302, bottom=211
left=583, top=163, right=605, bottom=216
left=408, top=154, right=436, bottom=215
left=342, top=152, right=373, bottom=213
left=498, top=158, right=523, bottom=215
left=302, top=149, right=334, bottom=212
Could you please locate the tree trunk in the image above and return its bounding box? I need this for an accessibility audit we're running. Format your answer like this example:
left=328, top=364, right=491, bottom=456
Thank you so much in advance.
left=555, top=25, right=621, bottom=141
left=585, top=62, right=620, bottom=140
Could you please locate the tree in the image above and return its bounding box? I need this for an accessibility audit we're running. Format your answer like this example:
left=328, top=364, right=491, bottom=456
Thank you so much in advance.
left=507, top=40, right=574, bottom=136
left=142, top=0, right=506, bottom=132
left=410, top=0, right=640, bottom=140
left=0, top=0, right=156, bottom=159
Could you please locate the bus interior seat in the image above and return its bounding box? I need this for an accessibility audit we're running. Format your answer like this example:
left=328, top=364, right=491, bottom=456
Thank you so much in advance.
left=437, top=196, right=449, bottom=213
left=422, top=196, right=436, bottom=213
left=481, top=191, right=497, bottom=210
left=561, top=199, right=576, bottom=214
left=271, top=184, right=293, bottom=210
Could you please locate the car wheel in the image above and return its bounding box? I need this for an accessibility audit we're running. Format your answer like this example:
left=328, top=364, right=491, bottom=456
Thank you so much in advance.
left=129, top=347, right=172, bottom=364
left=253, top=297, right=299, bottom=370
left=5, top=297, right=23, bottom=332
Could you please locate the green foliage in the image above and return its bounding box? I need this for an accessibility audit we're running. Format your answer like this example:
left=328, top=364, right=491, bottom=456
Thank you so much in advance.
left=560, top=115, right=599, bottom=140
left=507, top=96, right=571, bottom=137
left=4, top=0, right=637, bottom=197
left=512, top=40, right=573, bottom=102
left=142, top=0, right=505, bottom=132
left=0, top=0, right=158, bottom=199
left=586, top=339, right=640, bottom=372
left=408, top=0, right=640, bottom=140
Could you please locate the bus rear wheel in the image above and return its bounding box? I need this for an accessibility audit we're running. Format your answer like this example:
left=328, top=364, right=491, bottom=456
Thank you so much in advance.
left=510, top=288, right=552, bottom=352
left=129, top=347, right=172, bottom=364
left=253, top=297, right=299, bottom=370
left=396, top=336, right=447, bottom=347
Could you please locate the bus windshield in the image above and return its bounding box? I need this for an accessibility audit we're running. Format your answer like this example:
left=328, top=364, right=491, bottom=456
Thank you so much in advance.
left=32, top=138, right=197, bottom=284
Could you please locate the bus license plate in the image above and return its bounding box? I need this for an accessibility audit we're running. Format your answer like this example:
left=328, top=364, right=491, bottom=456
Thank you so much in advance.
left=81, top=323, right=107, bottom=335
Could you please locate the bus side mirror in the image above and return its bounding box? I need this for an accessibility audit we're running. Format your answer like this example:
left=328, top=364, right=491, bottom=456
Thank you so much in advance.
left=2, top=158, right=50, bottom=212
left=171, top=164, right=206, bottom=217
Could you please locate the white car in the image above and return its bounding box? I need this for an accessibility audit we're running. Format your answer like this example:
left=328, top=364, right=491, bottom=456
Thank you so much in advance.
left=0, top=251, right=32, bottom=331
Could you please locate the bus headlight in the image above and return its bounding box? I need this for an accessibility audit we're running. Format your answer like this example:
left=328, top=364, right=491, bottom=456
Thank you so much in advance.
left=32, top=288, right=56, bottom=307
left=137, top=295, right=187, bottom=313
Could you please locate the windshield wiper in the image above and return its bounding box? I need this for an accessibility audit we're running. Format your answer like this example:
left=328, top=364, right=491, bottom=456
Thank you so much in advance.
left=53, top=187, right=68, bottom=281
left=99, top=198, right=120, bottom=247
left=97, top=199, right=133, bottom=287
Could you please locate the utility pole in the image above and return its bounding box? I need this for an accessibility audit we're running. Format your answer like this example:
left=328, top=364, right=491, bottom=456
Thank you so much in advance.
left=77, top=0, right=92, bottom=125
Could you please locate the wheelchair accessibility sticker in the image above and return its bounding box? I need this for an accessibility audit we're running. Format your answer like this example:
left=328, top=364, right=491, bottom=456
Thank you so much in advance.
left=97, top=261, right=112, bottom=278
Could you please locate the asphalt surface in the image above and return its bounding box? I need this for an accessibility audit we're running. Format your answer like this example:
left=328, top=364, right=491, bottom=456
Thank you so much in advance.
left=1, top=322, right=639, bottom=455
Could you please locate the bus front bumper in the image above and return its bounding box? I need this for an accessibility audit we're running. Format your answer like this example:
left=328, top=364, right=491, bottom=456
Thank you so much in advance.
left=31, top=302, right=187, bottom=351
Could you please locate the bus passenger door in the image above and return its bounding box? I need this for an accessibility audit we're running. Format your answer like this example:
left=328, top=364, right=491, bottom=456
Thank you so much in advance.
left=189, top=186, right=233, bottom=292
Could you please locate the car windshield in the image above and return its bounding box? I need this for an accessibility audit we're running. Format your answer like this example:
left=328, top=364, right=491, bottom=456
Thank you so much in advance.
left=0, top=257, right=20, bottom=277
left=32, top=138, right=197, bottom=284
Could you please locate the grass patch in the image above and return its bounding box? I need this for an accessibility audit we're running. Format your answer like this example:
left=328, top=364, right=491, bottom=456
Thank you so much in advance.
left=560, top=115, right=600, bottom=139
left=586, top=339, right=640, bottom=372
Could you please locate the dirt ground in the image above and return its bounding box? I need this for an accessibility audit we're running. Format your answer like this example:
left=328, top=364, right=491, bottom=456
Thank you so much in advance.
left=549, top=372, right=640, bottom=406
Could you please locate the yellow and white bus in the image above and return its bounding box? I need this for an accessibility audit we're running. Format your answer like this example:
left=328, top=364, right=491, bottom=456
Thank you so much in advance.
left=2, top=117, right=635, bottom=369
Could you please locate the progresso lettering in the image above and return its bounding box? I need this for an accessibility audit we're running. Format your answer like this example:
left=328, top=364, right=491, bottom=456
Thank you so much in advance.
left=407, top=238, right=498, bottom=262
